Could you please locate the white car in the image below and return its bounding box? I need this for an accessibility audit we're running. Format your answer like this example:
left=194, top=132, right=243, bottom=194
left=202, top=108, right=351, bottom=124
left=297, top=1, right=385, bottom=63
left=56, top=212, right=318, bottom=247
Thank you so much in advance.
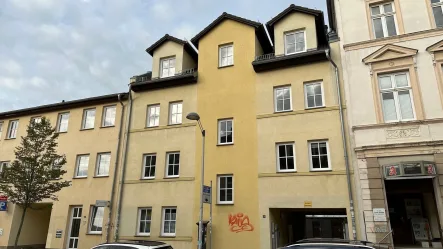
left=91, top=241, right=173, bottom=249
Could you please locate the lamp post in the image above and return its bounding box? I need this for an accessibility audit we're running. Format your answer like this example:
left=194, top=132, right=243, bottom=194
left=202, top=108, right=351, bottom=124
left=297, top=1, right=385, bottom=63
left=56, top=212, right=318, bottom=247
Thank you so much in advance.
left=186, top=112, right=205, bottom=249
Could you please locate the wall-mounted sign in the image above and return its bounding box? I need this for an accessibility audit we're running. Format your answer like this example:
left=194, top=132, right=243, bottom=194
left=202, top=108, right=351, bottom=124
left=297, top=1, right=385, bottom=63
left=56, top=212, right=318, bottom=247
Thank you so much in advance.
left=95, top=200, right=109, bottom=207
left=374, top=225, right=388, bottom=233
left=0, top=196, right=7, bottom=212
left=384, top=161, right=437, bottom=178
left=411, top=218, right=431, bottom=241
left=304, top=201, right=312, bottom=207
left=55, top=229, right=62, bottom=238
left=373, top=208, right=387, bottom=222
left=203, top=185, right=211, bottom=204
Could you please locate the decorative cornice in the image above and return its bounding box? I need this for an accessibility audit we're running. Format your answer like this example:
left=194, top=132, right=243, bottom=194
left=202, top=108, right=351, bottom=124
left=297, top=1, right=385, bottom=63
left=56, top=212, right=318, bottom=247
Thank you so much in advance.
left=355, top=140, right=443, bottom=152
left=352, top=118, right=443, bottom=131
left=258, top=171, right=350, bottom=178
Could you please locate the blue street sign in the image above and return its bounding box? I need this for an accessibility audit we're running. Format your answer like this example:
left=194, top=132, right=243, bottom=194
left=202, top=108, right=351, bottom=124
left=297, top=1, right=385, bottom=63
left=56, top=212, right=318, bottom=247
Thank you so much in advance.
left=203, top=185, right=211, bottom=194
left=0, top=201, right=7, bottom=211
left=203, top=185, right=211, bottom=204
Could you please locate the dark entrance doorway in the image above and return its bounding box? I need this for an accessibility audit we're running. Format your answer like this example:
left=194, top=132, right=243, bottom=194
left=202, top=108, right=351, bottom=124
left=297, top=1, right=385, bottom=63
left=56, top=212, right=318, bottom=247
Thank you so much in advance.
left=385, top=178, right=441, bottom=247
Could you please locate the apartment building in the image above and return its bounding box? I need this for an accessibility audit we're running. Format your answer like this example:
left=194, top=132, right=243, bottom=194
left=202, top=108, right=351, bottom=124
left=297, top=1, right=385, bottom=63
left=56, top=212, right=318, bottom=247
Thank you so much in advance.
left=124, top=4, right=355, bottom=249
left=0, top=93, right=127, bottom=249
left=329, top=0, right=443, bottom=247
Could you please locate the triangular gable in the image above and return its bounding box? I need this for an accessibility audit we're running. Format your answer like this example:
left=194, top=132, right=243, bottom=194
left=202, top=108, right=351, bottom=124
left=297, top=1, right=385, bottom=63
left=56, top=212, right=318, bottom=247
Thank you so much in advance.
left=362, top=44, right=418, bottom=64
left=426, top=39, right=443, bottom=53
left=145, top=34, right=186, bottom=56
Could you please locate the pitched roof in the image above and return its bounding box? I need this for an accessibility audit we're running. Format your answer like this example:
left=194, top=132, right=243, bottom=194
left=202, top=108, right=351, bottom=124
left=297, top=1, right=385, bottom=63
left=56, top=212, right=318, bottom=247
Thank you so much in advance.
left=266, top=4, right=328, bottom=49
left=191, top=12, right=262, bottom=45
left=145, top=34, right=186, bottom=56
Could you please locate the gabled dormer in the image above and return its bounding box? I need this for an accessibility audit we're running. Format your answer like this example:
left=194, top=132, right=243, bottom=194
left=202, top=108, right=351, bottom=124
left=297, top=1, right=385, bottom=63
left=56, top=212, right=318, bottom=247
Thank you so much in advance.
left=145, top=34, right=198, bottom=79
left=252, top=4, right=329, bottom=72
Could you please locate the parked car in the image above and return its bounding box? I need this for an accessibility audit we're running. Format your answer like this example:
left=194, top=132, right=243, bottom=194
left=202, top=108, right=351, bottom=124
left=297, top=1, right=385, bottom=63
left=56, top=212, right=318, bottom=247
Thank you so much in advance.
left=281, top=238, right=376, bottom=249
left=91, top=241, right=173, bottom=249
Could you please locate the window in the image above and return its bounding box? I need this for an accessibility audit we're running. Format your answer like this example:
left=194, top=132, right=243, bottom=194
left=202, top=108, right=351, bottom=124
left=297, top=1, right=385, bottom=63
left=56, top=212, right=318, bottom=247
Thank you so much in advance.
left=143, top=154, right=156, bottom=179
left=277, top=143, right=296, bottom=172
left=0, top=161, right=9, bottom=178
left=285, top=30, right=306, bottom=55
left=161, top=207, right=177, bottom=236
left=57, top=113, right=69, bottom=133
left=432, top=0, right=443, bottom=27
left=309, top=141, right=331, bottom=171
left=102, top=106, right=116, bottom=127
left=219, top=44, right=233, bottom=67
left=137, top=208, right=152, bottom=235
left=75, top=155, right=89, bottom=178
left=218, top=119, right=233, bottom=145
left=371, top=2, right=397, bottom=38
left=160, top=57, right=176, bottom=78
left=305, top=82, right=325, bottom=108
left=169, top=102, right=182, bottom=125
left=274, top=86, right=292, bottom=112
left=147, top=105, right=160, bottom=127
left=88, top=206, right=104, bottom=234
left=378, top=72, right=415, bottom=122
left=31, top=117, right=41, bottom=123
left=96, top=153, right=111, bottom=177
left=82, top=108, right=96, bottom=129
left=0, top=122, right=3, bottom=139
left=166, top=152, right=180, bottom=177
left=217, top=175, right=233, bottom=204
left=7, top=120, right=19, bottom=139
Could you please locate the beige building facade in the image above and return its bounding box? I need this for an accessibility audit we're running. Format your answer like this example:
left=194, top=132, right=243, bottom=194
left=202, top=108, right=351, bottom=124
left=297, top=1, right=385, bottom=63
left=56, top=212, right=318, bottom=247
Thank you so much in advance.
left=0, top=94, right=127, bottom=249
left=330, top=0, right=443, bottom=246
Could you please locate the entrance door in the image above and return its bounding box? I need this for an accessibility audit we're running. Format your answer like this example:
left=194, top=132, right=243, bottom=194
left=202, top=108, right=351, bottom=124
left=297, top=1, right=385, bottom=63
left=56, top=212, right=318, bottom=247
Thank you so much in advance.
left=67, top=207, right=82, bottom=249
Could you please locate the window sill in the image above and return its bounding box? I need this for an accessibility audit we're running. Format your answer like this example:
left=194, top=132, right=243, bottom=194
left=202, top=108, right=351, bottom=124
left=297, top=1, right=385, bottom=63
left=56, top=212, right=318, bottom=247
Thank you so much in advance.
left=218, top=64, right=234, bottom=69
left=135, top=234, right=151, bottom=237
left=217, top=143, right=234, bottom=146
left=310, top=169, right=332, bottom=172
left=145, top=125, right=159, bottom=129
left=277, top=170, right=297, bottom=173
left=168, top=123, right=183, bottom=126
left=305, top=106, right=326, bottom=110
left=4, top=137, right=17, bottom=140
left=285, top=51, right=307, bottom=56
left=80, top=128, right=94, bottom=131
left=93, top=175, right=109, bottom=178
left=216, top=202, right=234, bottom=206
left=159, top=235, right=176, bottom=238
left=73, top=176, right=88, bottom=179
left=86, top=233, right=103, bottom=236
left=56, top=131, right=68, bottom=134
left=274, top=110, right=293, bottom=114
left=164, top=176, right=179, bottom=179
left=100, top=125, right=115, bottom=129
left=141, top=177, right=155, bottom=180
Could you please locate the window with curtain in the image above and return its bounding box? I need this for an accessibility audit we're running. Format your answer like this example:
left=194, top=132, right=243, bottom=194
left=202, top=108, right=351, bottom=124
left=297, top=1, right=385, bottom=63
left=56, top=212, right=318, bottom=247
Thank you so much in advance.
left=378, top=72, right=415, bottom=122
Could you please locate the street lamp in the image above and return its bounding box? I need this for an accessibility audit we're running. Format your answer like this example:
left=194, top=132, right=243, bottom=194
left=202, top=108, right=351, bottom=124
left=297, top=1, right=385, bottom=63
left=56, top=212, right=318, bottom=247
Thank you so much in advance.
left=186, top=112, right=205, bottom=249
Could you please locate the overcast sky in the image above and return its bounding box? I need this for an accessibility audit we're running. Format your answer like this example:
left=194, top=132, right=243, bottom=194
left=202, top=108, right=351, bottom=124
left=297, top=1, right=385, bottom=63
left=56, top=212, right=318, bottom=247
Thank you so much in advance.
left=0, top=0, right=327, bottom=112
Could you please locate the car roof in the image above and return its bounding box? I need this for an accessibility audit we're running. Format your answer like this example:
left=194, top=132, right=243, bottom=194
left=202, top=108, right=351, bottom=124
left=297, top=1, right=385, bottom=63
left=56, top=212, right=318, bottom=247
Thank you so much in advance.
left=92, top=242, right=171, bottom=249
left=283, top=243, right=375, bottom=249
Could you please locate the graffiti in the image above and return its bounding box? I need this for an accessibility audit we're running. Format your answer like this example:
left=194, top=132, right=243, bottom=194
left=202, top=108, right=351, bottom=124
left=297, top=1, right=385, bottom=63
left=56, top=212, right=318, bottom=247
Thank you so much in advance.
left=228, top=213, right=254, bottom=233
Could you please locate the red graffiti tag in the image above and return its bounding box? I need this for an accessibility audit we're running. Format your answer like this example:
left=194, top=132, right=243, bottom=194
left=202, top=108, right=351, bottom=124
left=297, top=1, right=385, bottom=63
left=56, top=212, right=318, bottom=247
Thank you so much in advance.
left=228, top=213, right=254, bottom=233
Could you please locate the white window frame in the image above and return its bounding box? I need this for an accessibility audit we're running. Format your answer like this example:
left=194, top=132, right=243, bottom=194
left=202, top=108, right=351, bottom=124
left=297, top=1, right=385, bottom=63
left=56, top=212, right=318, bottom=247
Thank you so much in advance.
left=147, top=104, right=160, bottom=127
left=165, top=152, right=180, bottom=178
left=370, top=2, right=399, bottom=38
left=31, top=117, right=42, bottom=124
left=218, top=119, right=234, bottom=145
left=309, top=140, right=331, bottom=171
left=274, top=86, right=293, bottom=112
left=75, top=154, right=89, bottom=178
left=304, top=82, right=325, bottom=109
left=160, top=57, right=176, bottom=78
left=82, top=108, right=96, bottom=130
left=88, top=206, right=104, bottom=234
left=378, top=72, right=416, bottom=123
left=7, top=120, right=19, bottom=139
left=169, top=102, right=183, bottom=125
left=217, top=175, right=234, bottom=204
left=276, top=143, right=296, bottom=172
left=0, top=121, right=3, bottom=139
left=57, top=112, right=70, bottom=133
left=102, top=105, right=116, bottom=127
left=284, top=30, right=307, bottom=55
left=137, top=207, right=152, bottom=236
left=219, top=44, right=234, bottom=67
left=142, top=153, right=156, bottom=179
left=161, top=207, right=177, bottom=237
left=431, top=0, right=443, bottom=27
left=95, top=153, right=111, bottom=177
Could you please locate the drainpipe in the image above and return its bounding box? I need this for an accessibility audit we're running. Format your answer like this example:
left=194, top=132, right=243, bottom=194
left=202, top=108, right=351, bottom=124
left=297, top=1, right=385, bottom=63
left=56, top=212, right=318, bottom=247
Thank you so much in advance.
left=106, top=93, right=126, bottom=243
left=114, top=85, right=134, bottom=241
left=325, top=49, right=357, bottom=240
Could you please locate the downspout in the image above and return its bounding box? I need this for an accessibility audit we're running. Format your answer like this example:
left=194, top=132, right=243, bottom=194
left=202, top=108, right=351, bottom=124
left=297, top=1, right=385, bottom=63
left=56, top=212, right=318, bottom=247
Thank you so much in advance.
left=106, top=93, right=126, bottom=243
left=114, top=85, right=134, bottom=241
left=325, top=49, right=357, bottom=240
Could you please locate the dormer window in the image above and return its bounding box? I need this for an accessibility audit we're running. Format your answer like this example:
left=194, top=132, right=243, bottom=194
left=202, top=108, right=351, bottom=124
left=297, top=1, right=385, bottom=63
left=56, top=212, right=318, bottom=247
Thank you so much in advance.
left=160, top=57, right=176, bottom=78
left=285, top=30, right=306, bottom=55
